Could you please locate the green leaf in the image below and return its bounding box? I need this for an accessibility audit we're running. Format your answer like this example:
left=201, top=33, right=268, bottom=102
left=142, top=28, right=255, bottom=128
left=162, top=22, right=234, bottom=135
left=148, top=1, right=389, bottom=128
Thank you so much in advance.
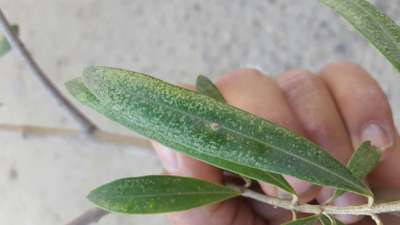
left=0, top=24, right=18, bottom=57
left=195, top=75, right=293, bottom=193
left=88, top=175, right=239, bottom=214
left=334, top=141, right=380, bottom=198
left=196, top=75, right=226, bottom=102
left=320, top=0, right=400, bottom=72
left=66, top=66, right=371, bottom=196
left=283, top=215, right=320, bottom=225
left=67, top=78, right=295, bottom=194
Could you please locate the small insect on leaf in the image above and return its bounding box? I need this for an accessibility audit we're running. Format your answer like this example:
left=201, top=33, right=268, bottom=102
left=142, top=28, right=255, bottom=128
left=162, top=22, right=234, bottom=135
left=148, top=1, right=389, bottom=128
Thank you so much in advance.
left=334, top=141, right=380, bottom=198
left=282, top=215, right=320, bottom=225
left=320, top=0, right=400, bottom=73
left=0, top=24, right=18, bottom=57
left=66, top=66, right=371, bottom=197
left=87, top=175, right=240, bottom=214
left=195, top=75, right=294, bottom=194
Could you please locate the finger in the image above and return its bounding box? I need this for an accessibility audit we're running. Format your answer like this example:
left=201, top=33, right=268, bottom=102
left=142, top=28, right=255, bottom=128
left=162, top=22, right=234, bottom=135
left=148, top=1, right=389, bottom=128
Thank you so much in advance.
left=277, top=69, right=353, bottom=164
left=216, top=69, right=317, bottom=203
left=320, top=61, right=397, bottom=154
left=152, top=84, right=266, bottom=225
left=277, top=69, right=366, bottom=224
left=318, top=62, right=399, bottom=223
left=319, top=62, right=399, bottom=189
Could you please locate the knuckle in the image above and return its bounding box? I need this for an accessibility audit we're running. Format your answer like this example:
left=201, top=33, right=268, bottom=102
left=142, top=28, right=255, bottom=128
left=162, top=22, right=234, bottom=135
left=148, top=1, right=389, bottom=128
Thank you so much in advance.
left=277, top=69, right=320, bottom=104
left=277, top=69, right=315, bottom=90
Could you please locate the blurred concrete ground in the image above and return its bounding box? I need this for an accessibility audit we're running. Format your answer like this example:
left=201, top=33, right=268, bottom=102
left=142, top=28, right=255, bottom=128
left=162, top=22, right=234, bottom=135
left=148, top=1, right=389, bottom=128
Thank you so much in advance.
left=0, top=0, right=399, bottom=225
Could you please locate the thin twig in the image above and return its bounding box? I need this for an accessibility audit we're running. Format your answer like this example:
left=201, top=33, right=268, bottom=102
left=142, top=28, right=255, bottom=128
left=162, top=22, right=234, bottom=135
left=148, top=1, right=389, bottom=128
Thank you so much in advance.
left=228, top=184, right=400, bottom=216
left=65, top=208, right=108, bottom=225
left=0, top=123, right=152, bottom=149
left=67, top=183, right=400, bottom=225
left=0, top=9, right=96, bottom=133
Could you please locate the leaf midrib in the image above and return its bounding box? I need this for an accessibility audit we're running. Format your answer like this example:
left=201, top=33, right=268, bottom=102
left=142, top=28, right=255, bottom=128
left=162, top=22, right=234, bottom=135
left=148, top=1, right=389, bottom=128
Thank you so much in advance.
left=98, top=191, right=237, bottom=200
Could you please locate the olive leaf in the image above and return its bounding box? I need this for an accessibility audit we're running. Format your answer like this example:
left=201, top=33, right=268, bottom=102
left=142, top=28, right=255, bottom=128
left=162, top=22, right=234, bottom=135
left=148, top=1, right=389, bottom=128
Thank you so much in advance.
left=87, top=175, right=239, bottom=214
left=282, top=215, right=320, bottom=225
left=334, top=141, right=380, bottom=198
left=0, top=24, right=18, bottom=57
left=67, top=78, right=295, bottom=194
left=195, top=75, right=293, bottom=193
left=320, top=0, right=400, bottom=72
left=66, top=66, right=371, bottom=196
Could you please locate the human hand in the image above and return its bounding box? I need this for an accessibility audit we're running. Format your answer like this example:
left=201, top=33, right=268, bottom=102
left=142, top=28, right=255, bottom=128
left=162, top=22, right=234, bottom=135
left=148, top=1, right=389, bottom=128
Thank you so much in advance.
left=152, top=62, right=400, bottom=225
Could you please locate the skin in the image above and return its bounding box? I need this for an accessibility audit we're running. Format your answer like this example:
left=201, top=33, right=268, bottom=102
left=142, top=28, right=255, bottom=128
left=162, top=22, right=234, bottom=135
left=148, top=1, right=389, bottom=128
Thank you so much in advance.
left=152, top=61, right=400, bottom=225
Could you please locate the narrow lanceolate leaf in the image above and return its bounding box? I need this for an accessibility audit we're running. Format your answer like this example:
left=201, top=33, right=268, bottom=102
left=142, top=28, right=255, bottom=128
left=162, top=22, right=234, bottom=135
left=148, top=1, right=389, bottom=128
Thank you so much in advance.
left=334, top=141, right=380, bottom=198
left=283, top=215, right=320, bottom=225
left=66, top=78, right=295, bottom=194
left=0, top=24, right=18, bottom=57
left=321, top=0, right=400, bottom=72
left=195, top=75, right=293, bottom=193
left=87, top=175, right=240, bottom=214
left=66, top=66, right=371, bottom=196
left=196, top=75, right=226, bottom=102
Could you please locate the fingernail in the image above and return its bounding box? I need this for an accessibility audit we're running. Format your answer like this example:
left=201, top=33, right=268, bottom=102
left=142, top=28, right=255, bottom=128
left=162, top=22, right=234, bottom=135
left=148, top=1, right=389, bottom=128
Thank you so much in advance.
left=153, top=143, right=178, bottom=173
left=361, top=123, right=394, bottom=151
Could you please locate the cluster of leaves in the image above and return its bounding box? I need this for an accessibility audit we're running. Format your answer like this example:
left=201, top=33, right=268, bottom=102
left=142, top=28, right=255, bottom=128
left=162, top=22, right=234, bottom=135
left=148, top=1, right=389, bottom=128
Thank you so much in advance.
left=0, top=1, right=383, bottom=225
left=66, top=65, right=380, bottom=224
left=0, top=0, right=397, bottom=224
left=62, top=0, right=400, bottom=224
